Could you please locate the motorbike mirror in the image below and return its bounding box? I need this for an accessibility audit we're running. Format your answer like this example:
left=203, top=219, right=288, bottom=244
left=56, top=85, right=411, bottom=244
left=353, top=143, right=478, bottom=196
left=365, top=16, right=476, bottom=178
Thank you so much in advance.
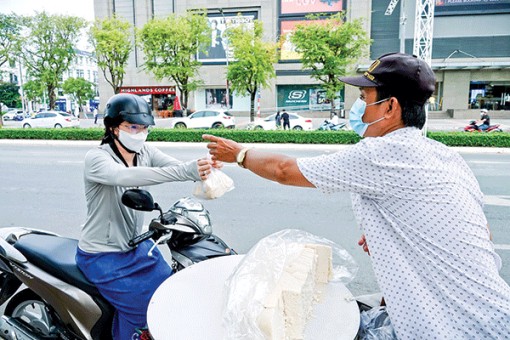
left=122, top=189, right=157, bottom=212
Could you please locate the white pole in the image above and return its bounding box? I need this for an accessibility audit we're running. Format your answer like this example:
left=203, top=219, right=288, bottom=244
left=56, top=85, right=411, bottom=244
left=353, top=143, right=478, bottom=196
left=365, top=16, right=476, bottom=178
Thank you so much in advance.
left=413, top=0, right=435, bottom=136
left=18, top=58, right=25, bottom=113
left=219, top=9, right=230, bottom=112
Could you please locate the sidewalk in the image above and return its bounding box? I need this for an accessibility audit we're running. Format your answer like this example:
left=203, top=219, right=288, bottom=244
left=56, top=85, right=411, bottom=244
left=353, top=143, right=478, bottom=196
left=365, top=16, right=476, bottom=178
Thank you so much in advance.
left=150, top=117, right=510, bottom=132
left=4, top=116, right=510, bottom=133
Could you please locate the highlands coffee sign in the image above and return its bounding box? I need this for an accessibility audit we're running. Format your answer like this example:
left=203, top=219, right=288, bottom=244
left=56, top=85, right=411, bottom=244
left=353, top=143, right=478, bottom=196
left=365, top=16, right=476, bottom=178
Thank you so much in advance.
left=119, top=86, right=176, bottom=95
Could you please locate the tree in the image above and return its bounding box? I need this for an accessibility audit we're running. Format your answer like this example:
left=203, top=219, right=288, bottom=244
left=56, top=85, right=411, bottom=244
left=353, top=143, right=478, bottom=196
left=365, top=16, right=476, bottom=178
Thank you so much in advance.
left=18, top=12, right=86, bottom=110
left=290, top=12, right=371, bottom=113
left=62, top=77, right=95, bottom=111
left=90, top=16, right=133, bottom=95
left=23, top=80, right=45, bottom=105
left=226, top=19, right=277, bottom=122
left=0, top=82, right=21, bottom=108
left=0, top=13, right=21, bottom=68
left=137, top=11, right=210, bottom=111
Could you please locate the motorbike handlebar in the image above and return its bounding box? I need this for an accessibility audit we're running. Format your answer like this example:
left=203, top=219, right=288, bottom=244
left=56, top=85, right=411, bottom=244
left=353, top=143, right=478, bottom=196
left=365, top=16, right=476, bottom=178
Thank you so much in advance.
left=128, top=230, right=156, bottom=247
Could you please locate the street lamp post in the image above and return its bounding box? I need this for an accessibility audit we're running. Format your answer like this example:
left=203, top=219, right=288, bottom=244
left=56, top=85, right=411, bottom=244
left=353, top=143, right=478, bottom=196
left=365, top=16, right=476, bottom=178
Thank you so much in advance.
left=219, top=8, right=230, bottom=112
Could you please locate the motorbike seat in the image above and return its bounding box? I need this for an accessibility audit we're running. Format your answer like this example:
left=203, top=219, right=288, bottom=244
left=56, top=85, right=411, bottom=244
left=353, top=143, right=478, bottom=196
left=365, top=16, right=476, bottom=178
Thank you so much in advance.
left=13, top=234, right=102, bottom=297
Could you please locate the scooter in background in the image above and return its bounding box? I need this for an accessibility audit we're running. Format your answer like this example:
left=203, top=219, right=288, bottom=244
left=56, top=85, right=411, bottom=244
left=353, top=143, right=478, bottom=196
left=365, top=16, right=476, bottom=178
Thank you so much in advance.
left=464, top=120, right=503, bottom=132
left=318, top=119, right=347, bottom=131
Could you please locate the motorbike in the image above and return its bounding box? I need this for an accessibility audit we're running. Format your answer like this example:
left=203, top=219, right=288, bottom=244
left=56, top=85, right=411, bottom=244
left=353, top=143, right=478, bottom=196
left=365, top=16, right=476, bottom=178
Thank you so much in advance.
left=317, top=119, right=347, bottom=131
left=12, top=114, right=25, bottom=122
left=464, top=120, right=503, bottom=132
left=0, top=189, right=235, bottom=339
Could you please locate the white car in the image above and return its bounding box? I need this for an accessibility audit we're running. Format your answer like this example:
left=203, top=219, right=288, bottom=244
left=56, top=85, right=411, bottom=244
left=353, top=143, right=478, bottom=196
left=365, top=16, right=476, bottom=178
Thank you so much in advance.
left=2, top=109, right=27, bottom=121
left=170, top=110, right=235, bottom=129
left=22, top=111, right=79, bottom=128
left=252, top=112, right=313, bottom=131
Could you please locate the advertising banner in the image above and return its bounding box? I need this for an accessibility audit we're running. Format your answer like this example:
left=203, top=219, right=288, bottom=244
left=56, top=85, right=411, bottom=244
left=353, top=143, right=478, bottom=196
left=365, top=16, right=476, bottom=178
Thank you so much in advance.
left=197, top=12, right=257, bottom=63
left=278, top=86, right=310, bottom=110
left=278, top=85, right=343, bottom=110
left=280, top=19, right=323, bottom=61
left=280, top=0, right=343, bottom=15
left=309, top=88, right=342, bottom=111
left=435, top=0, right=510, bottom=15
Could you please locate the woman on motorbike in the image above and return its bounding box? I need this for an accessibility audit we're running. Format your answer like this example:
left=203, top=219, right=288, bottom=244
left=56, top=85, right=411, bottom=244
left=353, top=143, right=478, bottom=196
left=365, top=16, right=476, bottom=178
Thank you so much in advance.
left=75, top=93, right=217, bottom=339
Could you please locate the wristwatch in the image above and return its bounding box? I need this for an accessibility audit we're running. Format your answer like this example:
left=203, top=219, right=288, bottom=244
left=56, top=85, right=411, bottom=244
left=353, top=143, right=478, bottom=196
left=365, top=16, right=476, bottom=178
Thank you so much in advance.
left=236, top=147, right=251, bottom=168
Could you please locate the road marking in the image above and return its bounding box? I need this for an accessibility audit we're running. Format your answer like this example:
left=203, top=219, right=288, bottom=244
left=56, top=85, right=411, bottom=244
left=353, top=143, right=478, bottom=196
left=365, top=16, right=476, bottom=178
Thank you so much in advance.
left=484, top=195, right=510, bottom=207
left=494, top=244, right=510, bottom=250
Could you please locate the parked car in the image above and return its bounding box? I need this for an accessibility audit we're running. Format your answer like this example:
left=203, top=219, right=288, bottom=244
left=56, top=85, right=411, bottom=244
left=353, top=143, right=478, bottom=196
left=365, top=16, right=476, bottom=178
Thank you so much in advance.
left=251, top=112, right=313, bottom=131
left=170, top=110, right=235, bottom=129
left=2, top=109, right=27, bottom=121
left=22, top=111, right=79, bottom=128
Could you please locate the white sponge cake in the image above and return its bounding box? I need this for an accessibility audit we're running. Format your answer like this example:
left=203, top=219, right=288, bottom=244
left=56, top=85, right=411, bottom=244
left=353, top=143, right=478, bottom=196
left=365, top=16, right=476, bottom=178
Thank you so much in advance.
left=305, top=243, right=333, bottom=284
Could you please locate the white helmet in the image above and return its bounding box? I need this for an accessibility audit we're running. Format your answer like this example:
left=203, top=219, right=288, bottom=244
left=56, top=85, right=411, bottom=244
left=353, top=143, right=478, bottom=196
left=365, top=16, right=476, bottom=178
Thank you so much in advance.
left=169, top=197, right=212, bottom=236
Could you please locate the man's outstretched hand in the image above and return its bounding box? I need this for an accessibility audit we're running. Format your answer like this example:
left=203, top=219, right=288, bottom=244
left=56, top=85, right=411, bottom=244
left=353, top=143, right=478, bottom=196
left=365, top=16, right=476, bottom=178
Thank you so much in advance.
left=202, top=134, right=243, bottom=163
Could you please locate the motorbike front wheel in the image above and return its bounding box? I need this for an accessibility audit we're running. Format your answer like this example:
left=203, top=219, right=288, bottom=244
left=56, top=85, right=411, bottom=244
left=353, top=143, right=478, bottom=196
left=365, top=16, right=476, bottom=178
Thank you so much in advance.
left=4, top=289, right=57, bottom=337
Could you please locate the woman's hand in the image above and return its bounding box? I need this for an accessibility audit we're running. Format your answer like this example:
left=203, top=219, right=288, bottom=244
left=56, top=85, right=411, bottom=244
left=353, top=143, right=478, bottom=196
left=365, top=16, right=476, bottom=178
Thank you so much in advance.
left=212, top=160, right=223, bottom=170
left=197, top=158, right=213, bottom=181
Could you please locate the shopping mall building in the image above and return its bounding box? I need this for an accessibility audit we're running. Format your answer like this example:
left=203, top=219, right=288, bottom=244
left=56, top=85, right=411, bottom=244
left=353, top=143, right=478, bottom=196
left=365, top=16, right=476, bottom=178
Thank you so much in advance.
left=94, top=0, right=510, bottom=118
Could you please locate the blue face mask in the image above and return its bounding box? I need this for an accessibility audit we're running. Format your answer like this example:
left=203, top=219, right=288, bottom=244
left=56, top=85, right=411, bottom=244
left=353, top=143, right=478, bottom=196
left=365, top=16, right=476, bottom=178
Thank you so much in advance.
left=349, top=98, right=389, bottom=137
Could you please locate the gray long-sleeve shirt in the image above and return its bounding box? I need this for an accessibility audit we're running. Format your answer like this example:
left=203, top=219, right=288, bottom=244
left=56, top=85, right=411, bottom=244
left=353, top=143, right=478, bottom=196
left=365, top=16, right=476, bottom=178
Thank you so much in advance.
left=78, top=143, right=201, bottom=253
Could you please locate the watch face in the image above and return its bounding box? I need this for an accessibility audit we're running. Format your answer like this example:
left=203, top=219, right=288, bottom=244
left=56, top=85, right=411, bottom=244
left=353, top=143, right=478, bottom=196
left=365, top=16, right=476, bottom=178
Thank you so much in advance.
left=237, top=148, right=249, bottom=167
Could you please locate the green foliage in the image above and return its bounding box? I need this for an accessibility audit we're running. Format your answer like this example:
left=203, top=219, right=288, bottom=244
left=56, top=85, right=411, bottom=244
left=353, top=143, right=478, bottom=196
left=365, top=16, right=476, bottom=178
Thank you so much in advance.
left=90, top=16, right=132, bottom=94
left=0, top=127, right=102, bottom=139
left=137, top=11, right=210, bottom=109
left=19, top=12, right=86, bottom=109
left=0, top=82, right=21, bottom=108
left=62, top=77, right=95, bottom=108
left=290, top=12, right=371, bottom=111
left=0, top=13, right=21, bottom=67
left=226, top=20, right=278, bottom=121
left=1, top=128, right=508, bottom=148
left=427, top=131, right=510, bottom=147
left=23, top=80, right=45, bottom=102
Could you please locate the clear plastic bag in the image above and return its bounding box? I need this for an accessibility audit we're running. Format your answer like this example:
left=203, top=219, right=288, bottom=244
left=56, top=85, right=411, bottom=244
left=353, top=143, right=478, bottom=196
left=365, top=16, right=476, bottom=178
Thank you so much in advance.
left=359, top=306, right=398, bottom=340
left=193, top=167, right=235, bottom=200
left=222, top=229, right=359, bottom=340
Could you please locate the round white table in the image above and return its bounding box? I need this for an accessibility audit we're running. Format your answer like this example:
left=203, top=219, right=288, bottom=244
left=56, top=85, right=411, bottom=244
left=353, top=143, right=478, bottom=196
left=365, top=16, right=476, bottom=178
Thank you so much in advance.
left=147, top=255, right=360, bottom=339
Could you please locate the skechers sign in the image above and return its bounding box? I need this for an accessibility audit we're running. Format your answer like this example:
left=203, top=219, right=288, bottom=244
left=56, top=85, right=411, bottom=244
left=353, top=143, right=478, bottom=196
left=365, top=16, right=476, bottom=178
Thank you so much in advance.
left=278, top=85, right=343, bottom=111
left=288, top=90, right=307, bottom=100
left=279, top=88, right=309, bottom=109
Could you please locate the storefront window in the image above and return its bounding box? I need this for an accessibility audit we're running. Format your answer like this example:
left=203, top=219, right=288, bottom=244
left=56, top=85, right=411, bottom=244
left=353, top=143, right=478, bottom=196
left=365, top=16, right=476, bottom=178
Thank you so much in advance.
left=469, top=82, right=510, bottom=110
left=205, top=89, right=232, bottom=109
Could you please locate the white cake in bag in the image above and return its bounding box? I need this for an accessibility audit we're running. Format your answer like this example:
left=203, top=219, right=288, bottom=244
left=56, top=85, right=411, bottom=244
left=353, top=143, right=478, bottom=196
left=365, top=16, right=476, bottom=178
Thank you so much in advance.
left=257, top=243, right=333, bottom=339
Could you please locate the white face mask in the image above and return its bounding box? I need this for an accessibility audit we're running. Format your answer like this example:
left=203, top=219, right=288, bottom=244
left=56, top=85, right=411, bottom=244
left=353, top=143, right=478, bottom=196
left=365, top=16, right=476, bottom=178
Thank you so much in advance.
left=117, top=130, right=148, bottom=153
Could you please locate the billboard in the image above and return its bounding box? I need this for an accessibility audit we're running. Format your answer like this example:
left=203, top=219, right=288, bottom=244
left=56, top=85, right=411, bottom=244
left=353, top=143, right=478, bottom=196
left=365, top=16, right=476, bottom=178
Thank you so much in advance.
left=435, top=0, right=510, bottom=16
left=280, top=19, right=324, bottom=61
left=277, top=85, right=343, bottom=111
left=280, top=0, right=344, bottom=15
left=197, top=12, right=257, bottom=63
